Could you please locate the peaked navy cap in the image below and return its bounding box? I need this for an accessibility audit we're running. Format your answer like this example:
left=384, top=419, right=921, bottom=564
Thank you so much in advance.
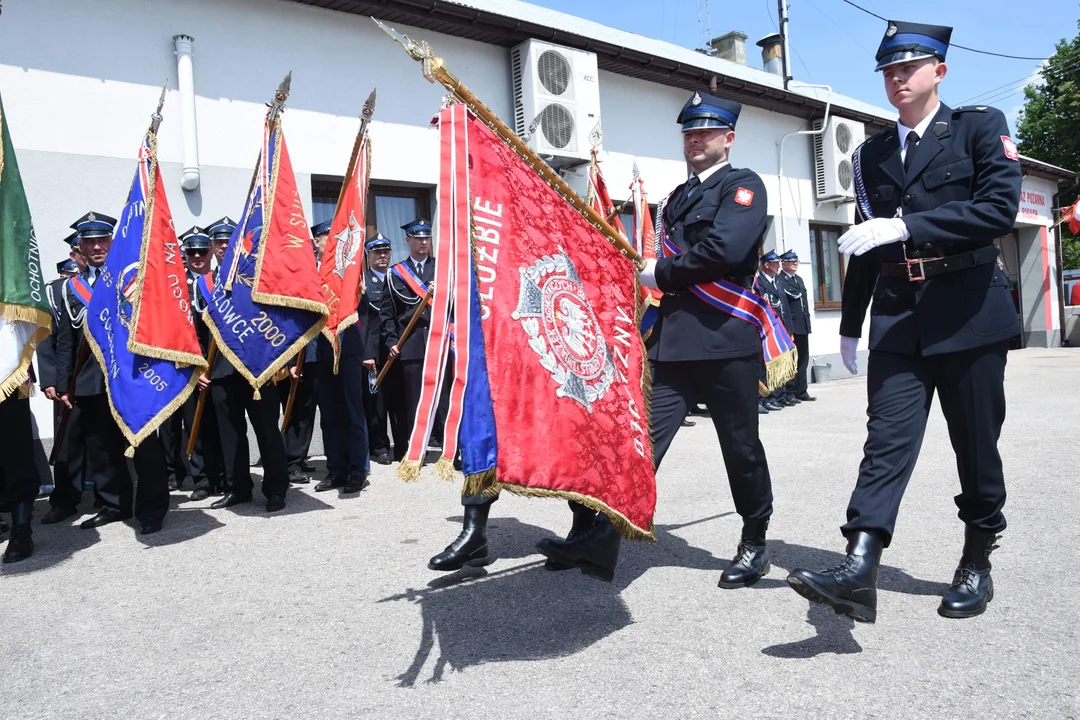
left=677, top=91, right=741, bottom=131
left=401, top=218, right=432, bottom=237
left=71, top=212, right=117, bottom=239
left=875, top=20, right=952, bottom=71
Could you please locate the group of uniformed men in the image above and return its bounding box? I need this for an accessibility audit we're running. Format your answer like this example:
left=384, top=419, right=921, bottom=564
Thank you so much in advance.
left=753, top=249, right=815, bottom=412
left=0, top=207, right=444, bottom=564
left=1, top=16, right=1020, bottom=627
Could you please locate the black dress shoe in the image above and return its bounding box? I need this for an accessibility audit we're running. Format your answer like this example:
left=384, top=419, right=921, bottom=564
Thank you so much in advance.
left=938, top=527, right=999, bottom=618
left=680, top=418, right=696, bottom=427
left=429, top=503, right=493, bottom=571
left=299, top=460, right=317, bottom=472
left=265, top=495, right=286, bottom=512
left=315, top=475, right=346, bottom=492
left=373, top=452, right=393, bottom=466
left=138, top=521, right=163, bottom=535
left=536, top=513, right=621, bottom=582
left=168, top=479, right=179, bottom=491
left=758, top=402, right=770, bottom=414
left=287, top=468, right=311, bottom=484
left=2, top=503, right=34, bottom=564
left=80, top=508, right=130, bottom=530
left=190, top=489, right=210, bottom=502
left=796, top=392, right=816, bottom=402
left=343, top=475, right=369, bottom=493
left=41, top=506, right=77, bottom=525
left=763, top=400, right=784, bottom=412
left=210, top=492, right=252, bottom=509
left=546, top=502, right=598, bottom=571
left=787, top=531, right=883, bottom=623
left=718, top=519, right=771, bottom=588
left=779, top=395, right=798, bottom=407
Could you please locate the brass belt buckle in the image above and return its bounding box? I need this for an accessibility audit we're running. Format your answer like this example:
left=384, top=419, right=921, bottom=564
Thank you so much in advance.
left=906, top=257, right=926, bottom=282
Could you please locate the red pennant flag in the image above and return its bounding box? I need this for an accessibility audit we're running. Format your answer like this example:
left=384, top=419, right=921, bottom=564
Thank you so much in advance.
left=250, top=131, right=326, bottom=313
left=469, top=111, right=656, bottom=538
left=1063, top=197, right=1080, bottom=235
left=319, top=121, right=371, bottom=368
left=587, top=147, right=627, bottom=239
left=630, top=164, right=663, bottom=337
left=129, top=137, right=204, bottom=364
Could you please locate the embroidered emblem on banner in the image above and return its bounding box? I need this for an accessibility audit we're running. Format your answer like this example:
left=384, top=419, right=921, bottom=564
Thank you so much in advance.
left=735, top=187, right=755, bottom=206
left=1000, top=136, right=1019, bottom=161
left=511, top=249, right=615, bottom=412
left=333, top=211, right=364, bottom=279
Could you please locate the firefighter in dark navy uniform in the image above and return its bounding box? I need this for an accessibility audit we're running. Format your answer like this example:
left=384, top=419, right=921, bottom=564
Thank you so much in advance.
left=778, top=250, right=814, bottom=401
left=788, top=21, right=1022, bottom=622
left=754, top=251, right=791, bottom=413
left=53, top=212, right=171, bottom=534
left=537, top=92, right=778, bottom=586
left=360, top=233, right=393, bottom=465
left=377, top=218, right=436, bottom=460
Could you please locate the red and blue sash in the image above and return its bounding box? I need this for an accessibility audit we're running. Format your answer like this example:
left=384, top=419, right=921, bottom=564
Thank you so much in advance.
left=657, top=211, right=796, bottom=390
left=392, top=262, right=456, bottom=343
left=68, top=275, right=93, bottom=306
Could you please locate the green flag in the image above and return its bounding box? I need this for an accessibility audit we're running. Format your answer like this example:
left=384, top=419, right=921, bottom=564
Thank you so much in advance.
left=0, top=91, right=50, bottom=400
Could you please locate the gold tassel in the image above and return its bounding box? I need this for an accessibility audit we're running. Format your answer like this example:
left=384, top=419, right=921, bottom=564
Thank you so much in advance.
left=764, top=347, right=798, bottom=392
left=432, top=457, right=456, bottom=482
left=124, top=445, right=135, bottom=458
left=397, top=460, right=423, bottom=482
left=252, top=388, right=261, bottom=400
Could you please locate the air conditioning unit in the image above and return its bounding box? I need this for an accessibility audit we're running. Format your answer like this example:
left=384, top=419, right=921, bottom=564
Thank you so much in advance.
left=813, top=116, right=865, bottom=201
left=511, top=39, right=602, bottom=164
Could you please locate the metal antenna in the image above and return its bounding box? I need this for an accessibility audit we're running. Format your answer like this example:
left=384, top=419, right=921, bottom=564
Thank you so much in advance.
left=697, top=0, right=713, bottom=53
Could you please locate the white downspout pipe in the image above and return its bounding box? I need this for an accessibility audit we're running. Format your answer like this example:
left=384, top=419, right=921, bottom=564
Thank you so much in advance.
left=776, top=82, right=832, bottom=252
left=173, top=35, right=200, bottom=192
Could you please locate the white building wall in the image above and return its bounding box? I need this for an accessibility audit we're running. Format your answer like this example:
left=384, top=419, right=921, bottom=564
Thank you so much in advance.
left=1, top=0, right=861, bottom=436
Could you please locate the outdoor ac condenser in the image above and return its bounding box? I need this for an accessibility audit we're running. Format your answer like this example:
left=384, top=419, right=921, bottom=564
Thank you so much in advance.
left=511, top=38, right=602, bottom=164
left=812, top=116, right=866, bottom=202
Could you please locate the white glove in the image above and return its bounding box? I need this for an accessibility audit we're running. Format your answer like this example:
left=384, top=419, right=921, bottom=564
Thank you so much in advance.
left=838, top=218, right=910, bottom=256
left=639, top=257, right=659, bottom=290
left=840, top=336, right=859, bottom=375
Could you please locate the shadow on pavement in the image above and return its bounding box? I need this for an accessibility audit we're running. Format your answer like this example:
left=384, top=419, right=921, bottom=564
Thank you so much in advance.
left=0, top=499, right=103, bottom=575
left=210, top=479, right=336, bottom=519
left=757, top=539, right=949, bottom=658
left=134, top=495, right=226, bottom=548
left=379, top=511, right=735, bottom=687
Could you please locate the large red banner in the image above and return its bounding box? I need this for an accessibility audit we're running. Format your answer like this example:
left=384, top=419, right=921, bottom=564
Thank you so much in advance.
left=468, top=113, right=656, bottom=538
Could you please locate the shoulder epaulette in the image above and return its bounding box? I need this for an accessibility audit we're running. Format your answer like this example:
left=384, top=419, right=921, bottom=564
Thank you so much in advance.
left=954, top=105, right=989, bottom=113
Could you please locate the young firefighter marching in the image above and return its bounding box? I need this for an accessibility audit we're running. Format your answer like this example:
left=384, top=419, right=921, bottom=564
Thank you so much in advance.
left=787, top=20, right=1022, bottom=622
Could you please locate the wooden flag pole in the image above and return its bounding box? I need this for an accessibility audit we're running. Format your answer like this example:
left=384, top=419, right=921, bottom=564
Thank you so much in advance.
left=50, top=339, right=90, bottom=465
left=186, top=340, right=217, bottom=458
left=373, top=19, right=644, bottom=271
left=373, top=289, right=432, bottom=390
left=280, top=347, right=306, bottom=431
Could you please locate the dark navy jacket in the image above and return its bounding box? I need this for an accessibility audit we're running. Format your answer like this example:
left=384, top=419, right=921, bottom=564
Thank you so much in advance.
left=378, top=257, right=435, bottom=363
left=651, top=165, right=769, bottom=362
left=53, top=269, right=106, bottom=397
left=780, top=271, right=811, bottom=336
left=840, top=103, right=1021, bottom=356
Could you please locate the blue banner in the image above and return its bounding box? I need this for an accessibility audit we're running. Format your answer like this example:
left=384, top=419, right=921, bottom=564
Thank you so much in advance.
left=198, top=123, right=324, bottom=394
left=85, top=134, right=203, bottom=452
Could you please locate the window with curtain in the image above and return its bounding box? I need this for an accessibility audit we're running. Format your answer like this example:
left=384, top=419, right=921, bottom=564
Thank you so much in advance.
left=809, top=223, right=847, bottom=308
left=310, top=178, right=432, bottom=267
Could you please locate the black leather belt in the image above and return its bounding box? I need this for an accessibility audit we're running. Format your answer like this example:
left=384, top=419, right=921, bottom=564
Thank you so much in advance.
left=879, top=246, right=999, bottom=282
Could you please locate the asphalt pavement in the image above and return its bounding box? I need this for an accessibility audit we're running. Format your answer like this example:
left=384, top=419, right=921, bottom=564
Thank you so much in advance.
left=2, top=347, right=1078, bottom=719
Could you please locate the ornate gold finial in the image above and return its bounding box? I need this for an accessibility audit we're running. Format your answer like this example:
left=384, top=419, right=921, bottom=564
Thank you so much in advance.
left=149, top=79, right=168, bottom=134
left=372, top=18, right=442, bottom=83
left=267, top=72, right=292, bottom=122
left=361, top=88, right=377, bottom=120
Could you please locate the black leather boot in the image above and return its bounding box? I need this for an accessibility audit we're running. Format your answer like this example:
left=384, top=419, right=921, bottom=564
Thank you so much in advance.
left=536, top=512, right=621, bottom=582
left=545, top=502, right=598, bottom=571
left=428, top=502, right=493, bottom=571
left=3, top=503, right=34, bottom=564
left=938, top=527, right=999, bottom=619
left=717, top=517, right=770, bottom=589
left=787, top=531, right=884, bottom=623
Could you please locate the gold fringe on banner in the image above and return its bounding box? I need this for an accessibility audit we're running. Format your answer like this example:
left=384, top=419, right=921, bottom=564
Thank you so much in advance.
left=397, top=460, right=422, bottom=482
left=764, top=347, right=798, bottom=393
left=0, top=305, right=51, bottom=401
left=431, top=457, right=456, bottom=482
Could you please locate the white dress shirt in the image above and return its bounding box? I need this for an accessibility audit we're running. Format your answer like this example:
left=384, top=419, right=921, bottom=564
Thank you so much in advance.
left=897, top=103, right=940, bottom=165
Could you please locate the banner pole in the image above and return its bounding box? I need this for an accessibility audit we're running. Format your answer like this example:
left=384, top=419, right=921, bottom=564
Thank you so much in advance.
left=280, top=347, right=305, bottom=431
left=374, top=289, right=431, bottom=390
left=186, top=339, right=217, bottom=458
left=50, top=338, right=90, bottom=465
left=373, top=19, right=644, bottom=271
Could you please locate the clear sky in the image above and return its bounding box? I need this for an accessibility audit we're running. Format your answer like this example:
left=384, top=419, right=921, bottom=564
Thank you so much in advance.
left=527, top=0, right=1076, bottom=135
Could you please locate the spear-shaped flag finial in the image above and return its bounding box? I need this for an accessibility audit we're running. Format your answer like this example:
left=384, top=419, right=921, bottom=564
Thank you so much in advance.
left=372, top=18, right=441, bottom=82
left=149, top=79, right=168, bottom=135
left=267, top=72, right=293, bottom=123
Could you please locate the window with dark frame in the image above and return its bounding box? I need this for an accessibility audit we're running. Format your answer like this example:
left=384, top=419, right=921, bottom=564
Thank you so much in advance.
left=809, top=223, right=847, bottom=308
left=311, top=177, right=432, bottom=266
